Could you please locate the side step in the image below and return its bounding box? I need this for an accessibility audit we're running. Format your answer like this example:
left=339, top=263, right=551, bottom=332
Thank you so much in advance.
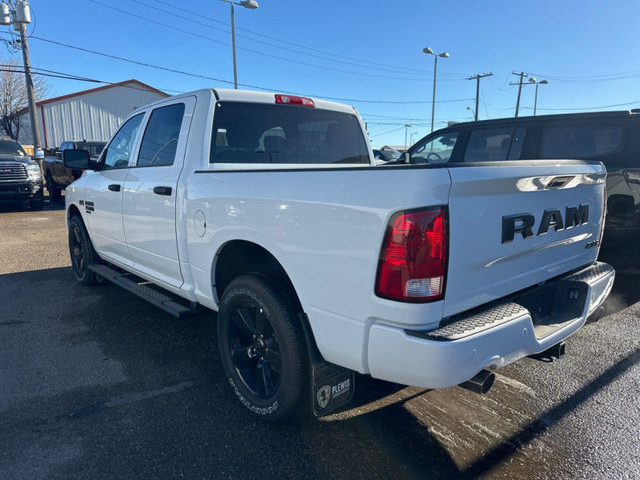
left=88, top=264, right=198, bottom=320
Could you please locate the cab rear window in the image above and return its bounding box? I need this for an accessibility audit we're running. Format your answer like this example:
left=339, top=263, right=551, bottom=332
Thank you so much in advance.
left=209, top=102, right=369, bottom=165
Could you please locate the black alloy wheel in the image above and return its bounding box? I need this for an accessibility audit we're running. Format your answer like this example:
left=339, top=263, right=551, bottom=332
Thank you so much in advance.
left=218, top=274, right=306, bottom=422
left=229, top=303, right=282, bottom=398
left=68, top=215, right=99, bottom=285
left=46, top=172, right=61, bottom=200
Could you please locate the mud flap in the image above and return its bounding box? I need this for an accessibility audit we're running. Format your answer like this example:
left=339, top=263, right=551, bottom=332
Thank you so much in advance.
left=299, top=313, right=355, bottom=417
left=311, top=360, right=355, bottom=417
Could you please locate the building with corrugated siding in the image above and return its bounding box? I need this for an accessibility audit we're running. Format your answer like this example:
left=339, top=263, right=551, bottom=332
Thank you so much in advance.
left=17, top=79, right=169, bottom=149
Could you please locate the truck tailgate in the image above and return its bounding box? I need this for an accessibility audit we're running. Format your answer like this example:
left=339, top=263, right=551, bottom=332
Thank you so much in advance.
left=444, top=160, right=606, bottom=318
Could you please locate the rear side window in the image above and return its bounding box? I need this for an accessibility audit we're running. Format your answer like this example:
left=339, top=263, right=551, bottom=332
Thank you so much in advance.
left=464, top=127, right=517, bottom=162
left=209, top=102, right=369, bottom=164
left=541, top=124, right=624, bottom=159
left=137, top=103, right=185, bottom=167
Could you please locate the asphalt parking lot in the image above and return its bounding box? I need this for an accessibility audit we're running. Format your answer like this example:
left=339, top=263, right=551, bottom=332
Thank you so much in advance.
left=1, top=195, right=639, bottom=480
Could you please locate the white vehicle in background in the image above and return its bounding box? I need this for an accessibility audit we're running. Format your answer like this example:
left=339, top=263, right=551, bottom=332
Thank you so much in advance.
left=63, top=88, right=614, bottom=422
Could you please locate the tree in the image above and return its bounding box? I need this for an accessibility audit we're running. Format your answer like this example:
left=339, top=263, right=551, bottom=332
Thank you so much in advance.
left=0, top=57, right=48, bottom=140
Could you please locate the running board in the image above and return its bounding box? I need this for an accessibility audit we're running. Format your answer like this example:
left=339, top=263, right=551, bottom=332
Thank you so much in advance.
left=88, top=264, right=198, bottom=320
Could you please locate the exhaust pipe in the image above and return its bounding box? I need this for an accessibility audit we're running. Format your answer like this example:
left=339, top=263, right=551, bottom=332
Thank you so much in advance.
left=459, top=369, right=495, bottom=395
left=530, top=341, right=566, bottom=361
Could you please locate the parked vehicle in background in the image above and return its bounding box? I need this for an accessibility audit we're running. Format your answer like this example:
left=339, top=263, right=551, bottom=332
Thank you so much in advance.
left=373, top=148, right=400, bottom=164
left=43, top=141, right=106, bottom=200
left=64, top=89, right=613, bottom=422
left=0, top=137, right=44, bottom=210
left=388, top=110, right=640, bottom=246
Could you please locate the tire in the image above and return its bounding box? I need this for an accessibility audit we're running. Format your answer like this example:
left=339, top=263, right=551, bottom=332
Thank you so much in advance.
left=217, top=273, right=307, bottom=422
left=68, top=215, right=100, bottom=285
left=30, top=196, right=44, bottom=211
left=46, top=172, right=61, bottom=201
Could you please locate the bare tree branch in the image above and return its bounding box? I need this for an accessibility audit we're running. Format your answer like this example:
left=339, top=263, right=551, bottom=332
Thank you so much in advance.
left=0, top=57, right=49, bottom=140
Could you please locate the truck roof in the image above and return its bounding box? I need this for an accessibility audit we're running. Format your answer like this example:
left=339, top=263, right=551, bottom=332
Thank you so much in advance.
left=212, top=88, right=357, bottom=114
left=440, top=109, right=640, bottom=132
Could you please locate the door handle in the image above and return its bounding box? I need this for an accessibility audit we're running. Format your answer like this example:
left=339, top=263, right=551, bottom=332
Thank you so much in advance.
left=153, top=186, right=172, bottom=196
left=108, top=184, right=121, bottom=192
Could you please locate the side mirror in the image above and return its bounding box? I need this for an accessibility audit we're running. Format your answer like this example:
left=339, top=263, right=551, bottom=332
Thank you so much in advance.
left=63, top=149, right=95, bottom=170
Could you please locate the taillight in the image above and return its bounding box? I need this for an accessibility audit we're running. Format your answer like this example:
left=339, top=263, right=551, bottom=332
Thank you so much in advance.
left=376, top=207, right=448, bottom=303
left=275, top=94, right=315, bottom=107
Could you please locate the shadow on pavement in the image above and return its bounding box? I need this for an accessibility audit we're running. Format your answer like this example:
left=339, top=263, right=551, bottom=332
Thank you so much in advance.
left=1, top=263, right=638, bottom=479
left=0, top=193, right=65, bottom=213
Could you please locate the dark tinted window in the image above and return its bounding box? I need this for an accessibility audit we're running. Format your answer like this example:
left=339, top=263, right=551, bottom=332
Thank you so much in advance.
left=541, top=124, right=624, bottom=159
left=102, top=114, right=144, bottom=170
left=507, top=127, right=527, bottom=160
left=137, top=103, right=185, bottom=167
left=0, top=139, right=27, bottom=156
left=464, top=127, right=515, bottom=162
left=210, top=102, right=369, bottom=164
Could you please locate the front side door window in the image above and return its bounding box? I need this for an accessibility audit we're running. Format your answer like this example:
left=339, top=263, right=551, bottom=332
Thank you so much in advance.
left=410, top=132, right=459, bottom=164
left=101, top=114, right=144, bottom=170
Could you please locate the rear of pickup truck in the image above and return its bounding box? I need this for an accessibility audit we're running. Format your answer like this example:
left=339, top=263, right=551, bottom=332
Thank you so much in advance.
left=184, top=91, right=613, bottom=405
left=367, top=161, right=613, bottom=389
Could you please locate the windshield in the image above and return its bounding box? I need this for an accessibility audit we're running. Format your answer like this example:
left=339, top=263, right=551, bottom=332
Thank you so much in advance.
left=210, top=101, right=369, bottom=165
left=77, top=142, right=106, bottom=157
left=0, top=139, right=26, bottom=156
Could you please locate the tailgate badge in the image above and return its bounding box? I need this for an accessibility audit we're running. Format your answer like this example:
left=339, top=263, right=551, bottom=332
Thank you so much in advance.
left=502, top=204, right=589, bottom=243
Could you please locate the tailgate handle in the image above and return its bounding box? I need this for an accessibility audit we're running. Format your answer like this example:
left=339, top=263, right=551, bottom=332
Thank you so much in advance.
left=108, top=184, right=121, bottom=192
left=546, top=176, right=574, bottom=189
left=153, top=186, right=172, bottom=196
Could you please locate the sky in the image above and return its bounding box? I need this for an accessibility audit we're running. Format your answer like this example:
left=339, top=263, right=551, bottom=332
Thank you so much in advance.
left=4, top=0, right=640, bottom=148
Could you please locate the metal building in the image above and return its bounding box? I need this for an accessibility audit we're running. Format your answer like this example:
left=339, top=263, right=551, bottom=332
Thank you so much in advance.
left=17, top=79, right=169, bottom=149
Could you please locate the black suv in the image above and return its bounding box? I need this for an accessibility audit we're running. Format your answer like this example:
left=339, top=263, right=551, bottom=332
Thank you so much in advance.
left=390, top=110, right=640, bottom=246
left=0, top=138, right=44, bottom=210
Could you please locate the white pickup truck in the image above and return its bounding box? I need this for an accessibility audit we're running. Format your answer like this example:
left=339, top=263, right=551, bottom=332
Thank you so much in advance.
left=64, top=89, right=615, bottom=422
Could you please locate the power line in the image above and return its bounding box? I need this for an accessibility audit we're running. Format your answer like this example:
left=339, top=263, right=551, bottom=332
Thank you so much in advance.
left=145, top=0, right=468, bottom=78
left=29, top=36, right=477, bottom=105
left=129, top=0, right=445, bottom=78
left=91, top=0, right=462, bottom=83
left=368, top=126, right=406, bottom=137
left=526, top=70, right=640, bottom=83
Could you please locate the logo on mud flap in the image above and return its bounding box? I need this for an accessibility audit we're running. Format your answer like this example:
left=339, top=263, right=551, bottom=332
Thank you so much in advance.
left=317, top=385, right=331, bottom=409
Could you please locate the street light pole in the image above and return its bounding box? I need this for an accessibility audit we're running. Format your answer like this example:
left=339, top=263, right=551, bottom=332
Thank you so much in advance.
left=221, top=0, right=259, bottom=89
left=423, top=47, right=450, bottom=132
left=531, top=79, right=548, bottom=116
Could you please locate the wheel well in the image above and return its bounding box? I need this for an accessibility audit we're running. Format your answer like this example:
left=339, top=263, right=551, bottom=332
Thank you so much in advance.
left=214, top=240, right=301, bottom=310
left=67, top=204, right=82, bottom=223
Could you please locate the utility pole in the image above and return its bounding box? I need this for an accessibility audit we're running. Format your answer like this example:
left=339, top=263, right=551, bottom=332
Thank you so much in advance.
left=0, top=1, right=41, bottom=156
left=404, top=124, right=411, bottom=150
left=511, top=71, right=528, bottom=118
left=466, top=72, right=492, bottom=121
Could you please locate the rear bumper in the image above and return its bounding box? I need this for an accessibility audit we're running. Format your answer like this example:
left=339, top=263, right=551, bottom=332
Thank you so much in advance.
left=367, top=262, right=615, bottom=389
left=0, top=180, right=43, bottom=201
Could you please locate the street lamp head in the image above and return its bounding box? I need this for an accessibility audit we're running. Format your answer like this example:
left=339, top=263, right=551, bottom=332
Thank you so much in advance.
left=239, top=0, right=259, bottom=8
left=422, top=47, right=434, bottom=55
left=540, top=80, right=549, bottom=85
left=438, top=52, right=450, bottom=58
